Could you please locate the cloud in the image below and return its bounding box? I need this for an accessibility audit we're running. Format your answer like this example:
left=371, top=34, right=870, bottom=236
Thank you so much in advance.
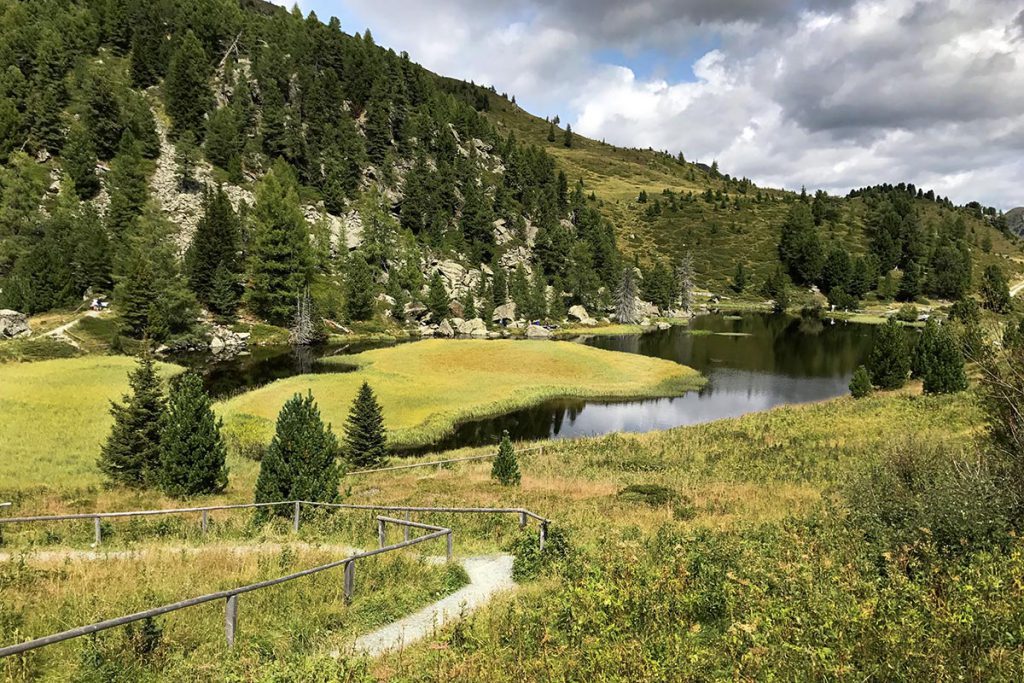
left=285, top=0, right=1024, bottom=208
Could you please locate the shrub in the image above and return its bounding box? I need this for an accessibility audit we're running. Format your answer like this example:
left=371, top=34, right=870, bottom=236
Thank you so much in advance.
left=849, top=365, right=873, bottom=398
left=491, top=430, right=520, bottom=486
left=896, top=304, right=919, bottom=322
left=617, top=483, right=677, bottom=507
left=509, top=526, right=573, bottom=581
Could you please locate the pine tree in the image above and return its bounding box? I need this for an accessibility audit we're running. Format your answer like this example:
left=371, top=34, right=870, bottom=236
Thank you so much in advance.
left=129, top=9, right=169, bottom=89
left=778, top=203, right=824, bottom=284
left=918, top=319, right=967, bottom=394
left=164, top=30, right=212, bottom=140
left=245, top=162, right=312, bottom=325
left=62, top=122, right=100, bottom=200
left=207, top=262, right=239, bottom=322
left=732, top=262, right=747, bottom=293
left=84, top=71, right=123, bottom=160
left=174, top=130, right=200, bottom=191
left=563, top=124, right=573, bottom=148
left=427, top=271, right=449, bottom=320
left=158, top=373, right=228, bottom=496
left=186, top=186, right=240, bottom=308
left=290, top=286, right=325, bottom=345
left=98, top=348, right=165, bottom=488
left=106, top=132, right=148, bottom=236
left=204, top=106, right=241, bottom=173
left=615, top=267, right=639, bottom=323
left=868, top=318, right=910, bottom=390
left=255, top=392, right=342, bottom=514
left=462, top=288, right=477, bottom=319
left=344, top=253, right=376, bottom=322
left=676, top=253, right=694, bottom=311
left=849, top=365, right=873, bottom=398
left=345, top=382, right=387, bottom=469
left=981, top=264, right=1011, bottom=313
left=547, top=121, right=555, bottom=142
left=491, top=430, right=520, bottom=486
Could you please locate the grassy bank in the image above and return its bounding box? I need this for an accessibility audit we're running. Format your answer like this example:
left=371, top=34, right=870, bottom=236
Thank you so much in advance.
left=0, top=543, right=467, bottom=681
left=0, top=357, right=183, bottom=491
left=220, top=339, right=704, bottom=452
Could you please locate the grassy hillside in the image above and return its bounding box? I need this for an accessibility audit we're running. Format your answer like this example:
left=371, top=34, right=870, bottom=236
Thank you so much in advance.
left=483, top=94, right=1024, bottom=296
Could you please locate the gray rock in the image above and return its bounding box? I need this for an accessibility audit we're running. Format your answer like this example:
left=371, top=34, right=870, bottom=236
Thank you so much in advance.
left=567, top=305, right=590, bottom=323
left=437, top=319, right=456, bottom=338
left=525, top=324, right=551, bottom=339
left=457, top=317, right=487, bottom=336
left=404, top=302, right=429, bottom=320
left=656, top=321, right=671, bottom=330
left=448, top=300, right=465, bottom=319
left=487, top=331, right=501, bottom=339
left=0, top=309, right=30, bottom=338
left=492, top=302, right=517, bottom=325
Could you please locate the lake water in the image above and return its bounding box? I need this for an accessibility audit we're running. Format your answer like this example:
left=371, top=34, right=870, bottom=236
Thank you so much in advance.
left=188, top=312, right=878, bottom=450
left=403, top=313, right=878, bottom=451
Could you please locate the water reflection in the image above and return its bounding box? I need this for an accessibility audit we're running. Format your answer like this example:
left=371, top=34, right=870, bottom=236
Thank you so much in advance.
left=401, top=313, right=877, bottom=452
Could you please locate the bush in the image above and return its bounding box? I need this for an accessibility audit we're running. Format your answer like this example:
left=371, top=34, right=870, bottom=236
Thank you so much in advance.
left=617, top=483, right=677, bottom=507
left=843, top=439, right=1012, bottom=559
left=896, top=304, right=919, bottom=322
left=509, top=526, right=573, bottom=581
left=849, top=365, right=873, bottom=398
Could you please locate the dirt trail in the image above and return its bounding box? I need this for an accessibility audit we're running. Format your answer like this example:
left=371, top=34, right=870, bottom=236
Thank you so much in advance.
left=344, top=553, right=515, bottom=658
left=45, top=310, right=100, bottom=340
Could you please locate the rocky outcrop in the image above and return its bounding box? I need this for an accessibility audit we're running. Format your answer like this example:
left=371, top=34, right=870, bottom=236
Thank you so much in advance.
left=525, top=324, right=551, bottom=339
left=0, top=310, right=30, bottom=338
left=492, top=302, right=517, bottom=325
left=457, top=317, right=487, bottom=337
left=1007, top=207, right=1024, bottom=237
left=437, top=319, right=455, bottom=338
left=208, top=326, right=249, bottom=354
left=567, top=305, right=597, bottom=326
left=404, top=301, right=428, bottom=320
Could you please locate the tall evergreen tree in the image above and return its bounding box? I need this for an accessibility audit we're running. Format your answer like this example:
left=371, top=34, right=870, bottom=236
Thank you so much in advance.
left=616, top=267, right=640, bottom=323
left=245, top=162, right=312, bottom=325
left=343, top=253, right=376, bottom=322
left=868, top=318, right=911, bottom=390
left=491, top=430, right=520, bottom=486
left=981, top=264, right=1011, bottom=313
left=427, top=271, right=449, bottom=320
left=164, top=30, right=212, bottom=140
left=84, top=71, right=124, bottom=160
left=186, top=186, right=240, bottom=310
left=778, top=203, right=824, bottom=284
left=254, top=392, right=341, bottom=513
left=849, top=365, right=873, bottom=398
left=344, top=381, right=387, bottom=469
left=98, top=348, right=165, bottom=488
left=158, top=373, right=229, bottom=496
left=62, top=122, right=100, bottom=200
left=106, top=132, right=149, bottom=236
left=917, top=319, right=967, bottom=395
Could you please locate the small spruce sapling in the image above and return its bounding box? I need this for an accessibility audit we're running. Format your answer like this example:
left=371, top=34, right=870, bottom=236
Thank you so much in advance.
left=491, top=430, right=521, bottom=486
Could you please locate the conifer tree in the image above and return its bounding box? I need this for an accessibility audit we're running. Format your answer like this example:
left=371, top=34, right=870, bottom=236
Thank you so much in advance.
left=868, top=318, right=910, bottom=390
left=186, top=186, right=240, bottom=310
left=84, top=72, right=124, bottom=160
left=918, top=319, right=967, bottom=394
left=615, top=267, right=639, bottom=323
left=849, top=365, right=873, bottom=398
left=563, top=124, right=573, bottom=148
left=345, top=382, right=387, bottom=469
left=676, top=253, right=694, bottom=311
left=427, top=271, right=450, bottom=320
left=491, top=430, right=520, bottom=486
left=462, top=288, right=477, bottom=319
left=174, top=130, right=200, bottom=191
left=106, top=132, right=148, bottom=236
left=129, top=9, right=169, bottom=89
left=158, top=373, right=229, bottom=496
left=547, top=122, right=555, bottom=142
left=732, top=262, right=747, bottom=293
left=245, top=162, right=312, bottom=325
left=165, top=30, right=212, bottom=140
left=343, top=253, right=376, bottom=322
left=204, top=106, right=241, bottom=173
left=981, top=264, right=1011, bottom=313
left=98, top=348, right=165, bottom=488
left=255, top=392, right=342, bottom=513
left=62, top=122, right=100, bottom=200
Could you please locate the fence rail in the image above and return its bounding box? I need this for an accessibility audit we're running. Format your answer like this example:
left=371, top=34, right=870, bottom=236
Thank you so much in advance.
left=0, top=515, right=452, bottom=658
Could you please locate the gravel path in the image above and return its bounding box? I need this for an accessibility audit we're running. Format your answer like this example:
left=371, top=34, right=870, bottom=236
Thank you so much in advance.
left=1011, top=280, right=1024, bottom=298
left=347, top=553, right=515, bottom=658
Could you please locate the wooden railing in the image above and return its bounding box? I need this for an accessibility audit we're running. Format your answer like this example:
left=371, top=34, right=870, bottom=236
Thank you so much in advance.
left=0, top=515, right=452, bottom=657
left=346, top=445, right=546, bottom=476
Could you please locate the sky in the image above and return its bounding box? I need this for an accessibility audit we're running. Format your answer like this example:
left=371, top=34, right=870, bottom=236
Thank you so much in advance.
left=275, top=0, right=1024, bottom=210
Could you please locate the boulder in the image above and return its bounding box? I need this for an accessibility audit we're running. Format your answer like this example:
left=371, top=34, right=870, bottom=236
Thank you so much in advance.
left=448, top=300, right=465, bottom=319
left=656, top=321, right=671, bottom=331
left=567, top=305, right=590, bottom=323
left=487, top=331, right=501, bottom=339
left=437, top=319, right=456, bottom=338
left=416, top=325, right=435, bottom=337
left=492, top=302, right=517, bottom=325
left=209, top=325, right=249, bottom=354
left=525, top=324, right=551, bottom=339
left=0, top=309, right=30, bottom=338
left=404, top=301, right=428, bottom=320
left=457, top=317, right=487, bottom=336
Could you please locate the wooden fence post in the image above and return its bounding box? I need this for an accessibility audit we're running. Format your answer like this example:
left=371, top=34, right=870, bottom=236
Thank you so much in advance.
left=201, top=509, right=208, bottom=535
left=518, top=511, right=527, bottom=529
left=344, top=560, right=355, bottom=603
left=292, top=501, right=301, bottom=533
left=446, top=531, right=453, bottom=561
left=404, top=510, right=411, bottom=541
left=225, top=595, right=238, bottom=648
left=93, top=516, right=101, bottom=545
left=377, top=518, right=386, bottom=548
left=539, top=521, right=548, bottom=551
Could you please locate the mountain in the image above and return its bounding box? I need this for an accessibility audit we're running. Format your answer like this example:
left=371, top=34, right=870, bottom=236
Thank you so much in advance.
left=1006, top=207, right=1024, bottom=238
left=0, top=0, right=1020, bottom=342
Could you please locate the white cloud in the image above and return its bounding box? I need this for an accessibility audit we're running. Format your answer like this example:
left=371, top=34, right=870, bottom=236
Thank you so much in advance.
left=284, top=0, right=1024, bottom=208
